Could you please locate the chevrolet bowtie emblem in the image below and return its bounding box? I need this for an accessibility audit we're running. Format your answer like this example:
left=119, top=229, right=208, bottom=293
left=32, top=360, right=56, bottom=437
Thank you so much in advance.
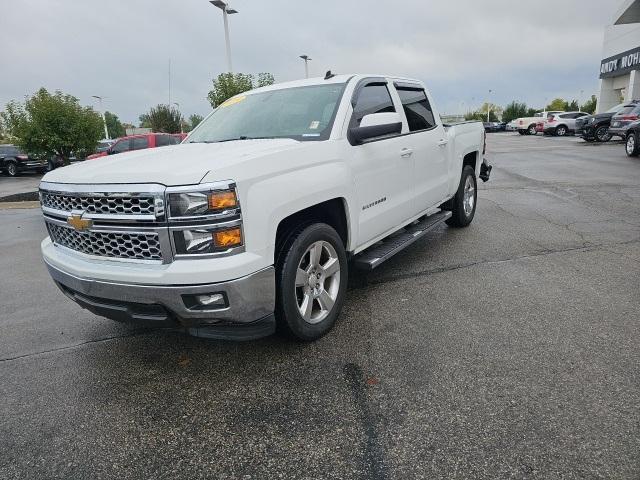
left=67, top=213, right=92, bottom=232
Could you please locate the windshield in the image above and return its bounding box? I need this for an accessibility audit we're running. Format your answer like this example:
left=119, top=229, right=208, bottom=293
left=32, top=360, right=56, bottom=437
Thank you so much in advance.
left=188, top=83, right=346, bottom=143
left=96, top=141, right=113, bottom=152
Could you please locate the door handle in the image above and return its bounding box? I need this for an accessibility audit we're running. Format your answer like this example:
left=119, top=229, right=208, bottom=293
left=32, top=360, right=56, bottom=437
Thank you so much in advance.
left=400, top=148, right=413, bottom=158
left=437, top=139, right=448, bottom=147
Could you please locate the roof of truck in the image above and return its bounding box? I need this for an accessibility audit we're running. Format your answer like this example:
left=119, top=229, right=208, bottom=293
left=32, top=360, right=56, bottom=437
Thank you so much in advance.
left=248, top=74, right=423, bottom=95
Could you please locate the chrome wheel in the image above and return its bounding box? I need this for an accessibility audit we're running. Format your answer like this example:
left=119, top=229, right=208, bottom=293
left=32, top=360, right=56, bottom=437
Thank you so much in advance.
left=556, top=126, right=567, bottom=136
left=627, top=135, right=635, bottom=155
left=463, top=175, right=475, bottom=216
left=294, top=240, right=341, bottom=324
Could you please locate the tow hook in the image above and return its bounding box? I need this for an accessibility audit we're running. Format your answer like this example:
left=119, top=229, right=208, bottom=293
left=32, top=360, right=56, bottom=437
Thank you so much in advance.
left=479, top=159, right=492, bottom=182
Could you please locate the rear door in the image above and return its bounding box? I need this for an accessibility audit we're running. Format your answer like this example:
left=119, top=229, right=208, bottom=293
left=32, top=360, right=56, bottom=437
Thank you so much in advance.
left=392, top=83, right=449, bottom=213
left=349, top=79, right=415, bottom=246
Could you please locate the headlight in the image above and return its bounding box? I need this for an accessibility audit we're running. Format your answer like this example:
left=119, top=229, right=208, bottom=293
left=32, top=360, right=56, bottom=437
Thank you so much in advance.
left=166, top=182, right=244, bottom=258
left=172, top=225, right=243, bottom=255
left=588, top=117, right=596, bottom=124
left=168, top=188, right=238, bottom=218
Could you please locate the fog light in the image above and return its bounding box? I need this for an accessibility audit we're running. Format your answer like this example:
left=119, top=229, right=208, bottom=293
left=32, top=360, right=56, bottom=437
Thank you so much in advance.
left=183, top=292, right=228, bottom=311
left=196, top=293, right=225, bottom=306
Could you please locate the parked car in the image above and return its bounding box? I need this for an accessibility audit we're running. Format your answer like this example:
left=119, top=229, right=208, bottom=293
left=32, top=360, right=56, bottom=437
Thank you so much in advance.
left=483, top=122, right=497, bottom=133
left=39, top=73, right=491, bottom=342
left=515, top=111, right=564, bottom=135
left=506, top=120, right=518, bottom=131
left=86, top=133, right=184, bottom=159
left=96, top=139, right=115, bottom=153
left=608, top=103, right=640, bottom=139
left=0, top=145, right=49, bottom=176
left=575, top=102, right=632, bottom=142
left=492, top=122, right=506, bottom=132
left=542, top=112, right=589, bottom=136
left=622, top=119, right=640, bottom=156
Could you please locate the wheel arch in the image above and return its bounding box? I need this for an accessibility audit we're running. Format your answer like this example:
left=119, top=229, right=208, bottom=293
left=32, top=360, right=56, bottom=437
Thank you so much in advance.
left=275, top=198, right=350, bottom=264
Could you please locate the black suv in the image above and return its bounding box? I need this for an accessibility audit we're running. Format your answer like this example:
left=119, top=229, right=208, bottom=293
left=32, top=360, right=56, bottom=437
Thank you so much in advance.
left=0, top=145, right=48, bottom=176
left=575, top=101, right=638, bottom=143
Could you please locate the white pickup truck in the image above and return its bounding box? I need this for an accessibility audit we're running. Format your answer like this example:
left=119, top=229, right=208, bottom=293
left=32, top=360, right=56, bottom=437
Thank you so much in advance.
left=39, top=74, right=491, bottom=341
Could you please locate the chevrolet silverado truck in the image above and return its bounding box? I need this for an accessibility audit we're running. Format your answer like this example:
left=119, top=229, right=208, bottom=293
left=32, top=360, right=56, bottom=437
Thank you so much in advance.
left=39, top=74, right=491, bottom=341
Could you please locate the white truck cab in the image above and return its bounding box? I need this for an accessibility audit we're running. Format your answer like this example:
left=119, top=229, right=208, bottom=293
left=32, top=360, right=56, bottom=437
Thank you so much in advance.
left=40, top=73, right=491, bottom=341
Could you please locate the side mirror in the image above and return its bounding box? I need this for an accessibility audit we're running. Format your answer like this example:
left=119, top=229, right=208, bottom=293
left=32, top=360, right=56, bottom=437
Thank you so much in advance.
left=348, top=112, right=402, bottom=145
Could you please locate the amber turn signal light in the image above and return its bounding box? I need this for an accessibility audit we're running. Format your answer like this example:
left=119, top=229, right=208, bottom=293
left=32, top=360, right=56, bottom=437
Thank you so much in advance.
left=208, top=191, right=237, bottom=210
left=213, top=227, right=242, bottom=248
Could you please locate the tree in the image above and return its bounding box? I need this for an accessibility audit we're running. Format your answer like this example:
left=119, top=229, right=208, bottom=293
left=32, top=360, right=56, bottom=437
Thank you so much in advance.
left=546, top=98, right=569, bottom=111
left=567, top=100, right=579, bottom=111
left=139, top=105, right=182, bottom=133
left=188, top=114, right=204, bottom=131
left=502, top=101, right=528, bottom=123
left=104, top=111, right=125, bottom=138
left=464, top=103, right=502, bottom=122
left=526, top=108, right=539, bottom=117
left=1, top=88, right=103, bottom=164
left=581, top=95, right=597, bottom=114
left=207, top=72, right=275, bottom=108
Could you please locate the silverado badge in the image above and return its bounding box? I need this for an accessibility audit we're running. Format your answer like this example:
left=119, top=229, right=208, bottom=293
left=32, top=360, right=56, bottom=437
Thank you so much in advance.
left=67, top=213, right=92, bottom=232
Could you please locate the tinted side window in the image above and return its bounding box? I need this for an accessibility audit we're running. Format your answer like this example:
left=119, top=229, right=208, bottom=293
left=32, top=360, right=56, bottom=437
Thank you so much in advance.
left=111, top=139, right=130, bottom=153
left=156, top=135, right=179, bottom=147
left=352, top=84, right=395, bottom=126
left=132, top=137, right=149, bottom=150
left=396, top=88, right=436, bottom=131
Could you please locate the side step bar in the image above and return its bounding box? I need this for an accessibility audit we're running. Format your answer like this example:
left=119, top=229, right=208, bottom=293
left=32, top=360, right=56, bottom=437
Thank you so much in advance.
left=353, top=211, right=451, bottom=271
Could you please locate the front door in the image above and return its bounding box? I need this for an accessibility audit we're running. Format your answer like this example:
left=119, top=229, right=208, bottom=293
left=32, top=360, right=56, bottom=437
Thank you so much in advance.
left=349, top=81, right=415, bottom=246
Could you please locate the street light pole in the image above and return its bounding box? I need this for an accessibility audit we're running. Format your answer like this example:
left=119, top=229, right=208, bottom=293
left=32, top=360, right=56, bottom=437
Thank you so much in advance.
left=487, top=89, right=493, bottom=122
left=300, top=55, right=311, bottom=78
left=91, top=95, right=109, bottom=140
left=173, top=102, right=183, bottom=134
left=209, top=1, right=238, bottom=73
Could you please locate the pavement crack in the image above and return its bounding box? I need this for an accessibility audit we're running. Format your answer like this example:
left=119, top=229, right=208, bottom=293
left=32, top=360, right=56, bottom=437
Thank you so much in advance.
left=343, top=363, right=390, bottom=480
left=0, top=329, right=156, bottom=363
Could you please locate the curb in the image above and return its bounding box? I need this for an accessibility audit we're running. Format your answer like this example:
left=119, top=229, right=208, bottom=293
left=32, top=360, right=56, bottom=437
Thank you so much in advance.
left=0, top=201, right=41, bottom=210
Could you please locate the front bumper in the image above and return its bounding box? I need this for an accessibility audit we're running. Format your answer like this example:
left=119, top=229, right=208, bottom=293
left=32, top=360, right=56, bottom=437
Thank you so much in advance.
left=45, top=259, right=276, bottom=337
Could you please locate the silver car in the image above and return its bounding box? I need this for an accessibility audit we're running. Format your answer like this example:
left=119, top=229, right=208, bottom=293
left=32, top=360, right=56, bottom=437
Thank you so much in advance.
left=543, top=111, right=589, bottom=136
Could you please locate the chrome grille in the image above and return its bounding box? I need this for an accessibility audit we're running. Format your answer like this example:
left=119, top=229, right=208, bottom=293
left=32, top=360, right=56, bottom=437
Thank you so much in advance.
left=47, top=223, right=162, bottom=261
left=41, top=192, right=156, bottom=216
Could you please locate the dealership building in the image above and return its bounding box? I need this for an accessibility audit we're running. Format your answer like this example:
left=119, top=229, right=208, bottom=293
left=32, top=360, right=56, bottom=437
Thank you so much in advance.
left=598, top=0, right=640, bottom=112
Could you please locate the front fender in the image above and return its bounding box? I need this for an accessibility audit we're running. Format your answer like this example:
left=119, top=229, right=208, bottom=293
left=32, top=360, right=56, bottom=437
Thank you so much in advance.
left=242, top=161, right=356, bottom=264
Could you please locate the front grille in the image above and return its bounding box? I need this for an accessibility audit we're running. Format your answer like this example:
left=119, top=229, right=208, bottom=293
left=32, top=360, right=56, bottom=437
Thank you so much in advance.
left=41, top=192, right=156, bottom=216
left=47, top=223, right=162, bottom=261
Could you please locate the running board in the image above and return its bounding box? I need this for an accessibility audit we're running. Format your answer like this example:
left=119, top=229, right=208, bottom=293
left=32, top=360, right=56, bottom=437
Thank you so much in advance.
left=353, top=211, right=451, bottom=270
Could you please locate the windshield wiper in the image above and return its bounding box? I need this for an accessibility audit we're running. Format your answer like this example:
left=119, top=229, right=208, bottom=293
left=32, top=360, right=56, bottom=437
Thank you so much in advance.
left=189, top=136, right=290, bottom=144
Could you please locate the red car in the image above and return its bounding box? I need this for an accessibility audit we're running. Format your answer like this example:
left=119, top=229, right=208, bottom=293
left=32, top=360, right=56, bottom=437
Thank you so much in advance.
left=86, top=133, right=186, bottom=160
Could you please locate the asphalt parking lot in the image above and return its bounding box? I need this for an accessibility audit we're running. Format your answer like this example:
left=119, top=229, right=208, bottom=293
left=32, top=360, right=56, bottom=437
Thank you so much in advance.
left=1, top=133, right=639, bottom=479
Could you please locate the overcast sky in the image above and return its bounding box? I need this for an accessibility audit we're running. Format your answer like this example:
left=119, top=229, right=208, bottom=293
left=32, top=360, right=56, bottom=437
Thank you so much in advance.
left=1, top=0, right=617, bottom=124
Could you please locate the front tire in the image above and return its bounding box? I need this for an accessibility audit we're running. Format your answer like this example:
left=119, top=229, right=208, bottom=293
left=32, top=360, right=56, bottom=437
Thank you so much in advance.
left=626, top=132, right=639, bottom=157
left=445, top=165, right=477, bottom=228
left=595, top=126, right=611, bottom=142
left=275, top=223, right=348, bottom=341
left=527, top=125, right=537, bottom=135
left=5, top=161, right=18, bottom=177
left=555, top=125, right=568, bottom=136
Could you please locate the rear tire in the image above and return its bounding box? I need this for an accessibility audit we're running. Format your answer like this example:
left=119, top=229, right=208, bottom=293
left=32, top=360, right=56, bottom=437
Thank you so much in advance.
left=555, top=125, right=568, bottom=136
left=626, top=132, right=639, bottom=157
left=275, top=223, right=348, bottom=341
left=445, top=165, right=477, bottom=228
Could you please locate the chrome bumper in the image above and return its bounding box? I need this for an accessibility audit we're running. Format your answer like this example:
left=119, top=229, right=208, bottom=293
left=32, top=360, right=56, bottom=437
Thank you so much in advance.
left=45, top=260, right=275, bottom=330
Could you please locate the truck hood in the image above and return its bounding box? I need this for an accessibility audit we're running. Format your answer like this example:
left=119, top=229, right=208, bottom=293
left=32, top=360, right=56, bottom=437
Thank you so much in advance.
left=42, top=140, right=304, bottom=186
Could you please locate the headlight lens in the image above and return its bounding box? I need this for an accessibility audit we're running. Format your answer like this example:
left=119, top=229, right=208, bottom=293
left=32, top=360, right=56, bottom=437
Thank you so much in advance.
left=168, top=189, right=238, bottom=218
left=173, top=226, right=243, bottom=255
left=166, top=183, right=243, bottom=257
left=588, top=117, right=596, bottom=124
